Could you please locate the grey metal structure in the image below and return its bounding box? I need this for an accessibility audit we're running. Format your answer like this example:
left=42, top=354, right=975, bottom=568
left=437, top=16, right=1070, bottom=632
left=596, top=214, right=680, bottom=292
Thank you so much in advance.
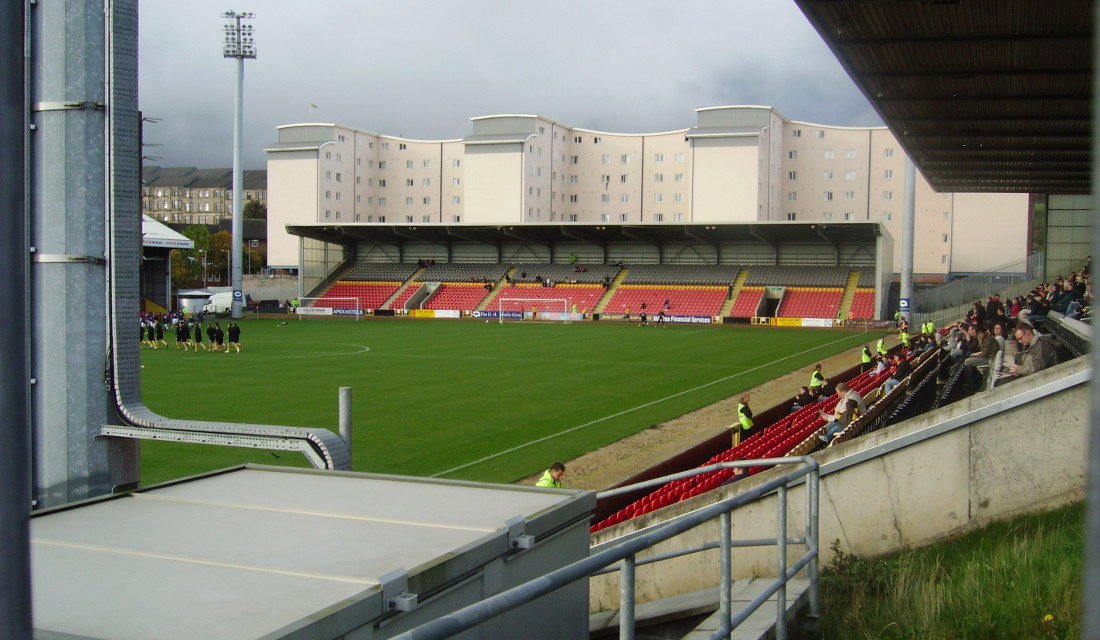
left=222, top=11, right=255, bottom=320
left=391, top=457, right=820, bottom=640
left=1, top=2, right=32, bottom=637
left=30, top=466, right=595, bottom=640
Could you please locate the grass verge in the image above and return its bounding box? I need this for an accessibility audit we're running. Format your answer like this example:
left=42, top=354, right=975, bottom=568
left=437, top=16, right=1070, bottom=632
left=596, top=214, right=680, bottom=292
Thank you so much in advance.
left=820, top=502, right=1083, bottom=640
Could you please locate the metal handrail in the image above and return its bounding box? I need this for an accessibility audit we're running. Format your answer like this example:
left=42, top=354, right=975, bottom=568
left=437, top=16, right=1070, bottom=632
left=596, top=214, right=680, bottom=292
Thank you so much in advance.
left=391, top=456, right=819, bottom=640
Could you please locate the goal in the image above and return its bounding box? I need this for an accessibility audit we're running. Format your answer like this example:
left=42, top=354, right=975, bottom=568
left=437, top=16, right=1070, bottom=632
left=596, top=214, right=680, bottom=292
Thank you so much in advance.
left=497, top=298, right=569, bottom=323
left=296, top=296, right=362, bottom=321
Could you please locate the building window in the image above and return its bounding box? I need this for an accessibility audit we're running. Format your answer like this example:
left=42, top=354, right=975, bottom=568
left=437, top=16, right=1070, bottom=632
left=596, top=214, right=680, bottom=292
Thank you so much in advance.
left=674, top=193, right=683, bottom=203
left=423, top=197, right=431, bottom=205
left=378, top=179, right=386, bottom=187
left=406, top=197, right=414, bottom=205
left=453, top=159, right=461, bottom=167
left=884, top=148, right=894, bottom=158
left=844, top=212, right=854, bottom=220
left=787, top=212, right=796, bottom=220
left=379, top=161, right=386, bottom=169
left=654, top=153, right=664, bottom=162
left=787, top=192, right=797, bottom=201
left=943, top=211, right=950, bottom=221
left=452, top=215, right=460, bottom=223
left=601, top=194, right=610, bottom=203
left=883, top=211, right=892, bottom=221
left=601, top=174, right=610, bottom=184
left=788, top=171, right=797, bottom=180
left=619, top=213, right=628, bottom=222
left=621, top=174, right=630, bottom=183
left=654, top=193, right=663, bottom=203
left=405, top=160, right=413, bottom=169
left=846, top=149, right=857, bottom=159
left=356, top=176, right=361, bottom=185
left=674, top=173, right=684, bottom=183
left=823, top=170, right=833, bottom=180
left=335, top=193, right=341, bottom=201
left=325, top=190, right=331, bottom=199
left=823, top=192, right=833, bottom=201
left=844, top=191, right=855, bottom=201
left=368, top=142, right=375, bottom=149
left=423, top=159, right=431, bottom=168
left=815, top=131, right=825, bottom=139
left=942, top=255, right=948, bottom=264
left=824, top=150, right=834, bottom=159
left=943, top=233, right=949, bottom=243
left=453, top=196, right=461, bottom=204
left=845, top=170, right=856, bottom=180
left=788, top=150, right=797, bottom=160
left=884, top=191, right=894, bottom=201
left=884, top=169, right=894, bottom=179
left=823, top=212, right=833, bottom=220
left=381, top=143, right=389, bottom=150
left=792, top=129, right=801, bottom=138
left=405, top=215, right=414, bottom=223
left=423, top=215, right=431, bottom=222
left=621, top=194, right=630, bottom=203
left=674, top=153, right=684, bottom=162
left=406, top=179, right=415, bottom=187
left=601, top=213, right=610, bottom=222
left=569, top=194, right=578, bottom=203
left=568, top=214, right=578, bottom=222
left=570, top=155, right=578, bottom=164
left=324, top=210, right=331, bottom=219
left=621, top=154, right=630, bottom=164
left=356, top=195, right=361, bottom=203
left=325, top=171, right=331, bottom=179
left=574, top=136, right=582, bottom=143
left=423, top=178, right=431, bottom=187
left=654, top=173, right=664, bottom=182
left=593, top=136, right=602, bottom=144
left=325, top=152, right=331, bottom=160
left=569, top=175, right=579, bottom=184
left=602, top=155, right=611, bottom=164
left=654, top=213, right=663, bottom=222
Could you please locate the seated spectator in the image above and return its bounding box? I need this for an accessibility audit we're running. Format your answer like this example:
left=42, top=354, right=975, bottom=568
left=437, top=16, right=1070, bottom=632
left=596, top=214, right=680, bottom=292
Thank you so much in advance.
left=1005, top=322, right=1058, bottom=379
left=1050, top=280, right=1078, bottom=314
left=819, top=377, right=836, bottom=399
left=872, top=355, right=889, bottom=375
left=819, top=394, right=862, bottom=443
left=882, top=354, right=913, bottom=396
left=1066, top=282, right=1091, bottom=319
left=790, top=386, right=815, bottom=413
left=948, top=323, right=979, bottom=364
left=962, top=324, right=1000, bottom=389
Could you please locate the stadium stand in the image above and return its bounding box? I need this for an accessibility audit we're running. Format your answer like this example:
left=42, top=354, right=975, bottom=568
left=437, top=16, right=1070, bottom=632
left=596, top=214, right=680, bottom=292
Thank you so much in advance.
left=343, top=262, right=420, bottom=282
left=742, top=265, right=851, bottom=287
left=487, top=283, right=605, bottom=313
left=604, top=285, right=727, bottom=317
left=511, top=263, right=619, bottom=285
left=776, top=287, right=844, bottom=319
left=315, top=282, right=400, bottom=310
left=729, top=286, right=764, bottom=317
left=417, top=263, right=510, bottom=283
left=421, top=282, right=494, bottom=311
left=849, top=289, right=876, bottom=318
left=388, top=283, right=423, bottom=310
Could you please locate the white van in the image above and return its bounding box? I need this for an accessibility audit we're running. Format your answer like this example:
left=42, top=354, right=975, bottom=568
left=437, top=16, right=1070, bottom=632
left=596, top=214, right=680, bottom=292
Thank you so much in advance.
left=203, top=292, right=235, bottom=315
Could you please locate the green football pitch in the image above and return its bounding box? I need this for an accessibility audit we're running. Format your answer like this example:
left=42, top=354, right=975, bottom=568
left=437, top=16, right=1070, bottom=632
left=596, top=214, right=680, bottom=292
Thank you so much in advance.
left=139, top=318, right=880, bottom=486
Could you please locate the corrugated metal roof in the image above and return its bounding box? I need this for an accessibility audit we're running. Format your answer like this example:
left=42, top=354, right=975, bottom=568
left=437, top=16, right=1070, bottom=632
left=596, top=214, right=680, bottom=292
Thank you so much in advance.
left=795, top=0, right=1091, bottom=194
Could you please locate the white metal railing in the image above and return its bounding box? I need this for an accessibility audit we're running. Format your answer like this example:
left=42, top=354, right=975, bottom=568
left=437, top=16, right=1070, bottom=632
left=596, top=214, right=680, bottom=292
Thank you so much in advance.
left=391, top=457, right=819, bottom=640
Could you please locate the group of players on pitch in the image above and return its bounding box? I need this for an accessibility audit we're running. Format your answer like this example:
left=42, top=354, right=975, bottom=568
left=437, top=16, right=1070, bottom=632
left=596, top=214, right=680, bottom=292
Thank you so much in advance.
left=140, top=314, right=242, bottom=353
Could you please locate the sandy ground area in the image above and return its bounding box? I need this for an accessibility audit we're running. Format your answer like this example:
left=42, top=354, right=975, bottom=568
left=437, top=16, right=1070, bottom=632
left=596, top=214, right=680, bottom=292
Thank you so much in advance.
left=519, top=332, right=895, bottom=491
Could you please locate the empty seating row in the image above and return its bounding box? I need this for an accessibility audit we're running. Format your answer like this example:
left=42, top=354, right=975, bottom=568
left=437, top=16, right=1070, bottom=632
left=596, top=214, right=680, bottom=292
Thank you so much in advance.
left=422, top=283, right=493, bottom=311
left=416, top=263, right=510, bottom=283
left=622, top=264, right=742, bottom=285
left=849, top=289, right=875, bottom=319
left=343, top=262, right=420, bottom=282
left=510, top=263, right=619, bottom=285
left=389, top=284, right=423, bottom=310
left=742, top=265, right=851, bottom=287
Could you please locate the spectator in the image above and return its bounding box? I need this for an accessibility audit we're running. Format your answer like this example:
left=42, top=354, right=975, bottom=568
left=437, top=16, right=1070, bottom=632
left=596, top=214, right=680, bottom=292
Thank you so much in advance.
left=791, top=386, right=814, bottom=413
left=1050, top=280, right=1078, bottom=314
left=809, top=363, right=826, bottom=391
left=860, top=344, right=873, bottom=373
left=535, top=462, right=566, bottom=488
left=1005, top=322, right=1058, bottom=379
left=819, top=383, right=864, bottom=443
left=962, top=324, right=1000, bottom=389
left=949, top=323, right=979, bottom=364
left=882, top=354, right=913, bottom=396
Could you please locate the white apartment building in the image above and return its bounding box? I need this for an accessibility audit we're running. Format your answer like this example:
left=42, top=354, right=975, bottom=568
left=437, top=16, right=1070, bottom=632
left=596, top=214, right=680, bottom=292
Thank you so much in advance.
left=266, top=105, right=1029, bottom=275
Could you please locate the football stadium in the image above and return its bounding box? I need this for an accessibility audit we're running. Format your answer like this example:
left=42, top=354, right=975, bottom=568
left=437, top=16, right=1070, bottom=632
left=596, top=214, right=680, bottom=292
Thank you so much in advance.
left=3, top=2, right=1098, bottom=640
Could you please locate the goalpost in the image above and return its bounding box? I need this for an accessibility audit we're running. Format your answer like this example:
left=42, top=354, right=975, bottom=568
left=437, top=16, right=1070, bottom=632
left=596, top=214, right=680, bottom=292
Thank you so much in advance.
left=497, top=298, right=570, bottom=324
left=296, top=297, right=362, bottom=321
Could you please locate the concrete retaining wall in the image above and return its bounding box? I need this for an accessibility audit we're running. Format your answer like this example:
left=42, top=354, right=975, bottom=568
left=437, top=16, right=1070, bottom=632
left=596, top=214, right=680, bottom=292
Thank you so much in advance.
left=589, top=356, right=1090, bottom=610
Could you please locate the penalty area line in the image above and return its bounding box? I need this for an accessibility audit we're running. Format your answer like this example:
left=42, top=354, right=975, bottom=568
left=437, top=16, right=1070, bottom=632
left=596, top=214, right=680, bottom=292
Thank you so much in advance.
left=431, top=331, right=870, bottom=478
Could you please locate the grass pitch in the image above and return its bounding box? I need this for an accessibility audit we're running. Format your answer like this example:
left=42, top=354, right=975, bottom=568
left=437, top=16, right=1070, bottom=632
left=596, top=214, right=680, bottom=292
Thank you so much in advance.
left=139, top=317, right=880, bottom=486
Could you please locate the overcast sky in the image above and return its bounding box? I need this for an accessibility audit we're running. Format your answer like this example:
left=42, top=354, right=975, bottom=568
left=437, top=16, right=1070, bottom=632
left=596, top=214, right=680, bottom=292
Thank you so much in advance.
left=138, top=1, right=882, bottom=170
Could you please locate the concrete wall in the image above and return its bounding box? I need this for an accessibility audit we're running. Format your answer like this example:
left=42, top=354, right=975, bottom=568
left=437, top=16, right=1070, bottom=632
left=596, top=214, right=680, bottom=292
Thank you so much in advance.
left=588, top=355, right=1090, bottom=610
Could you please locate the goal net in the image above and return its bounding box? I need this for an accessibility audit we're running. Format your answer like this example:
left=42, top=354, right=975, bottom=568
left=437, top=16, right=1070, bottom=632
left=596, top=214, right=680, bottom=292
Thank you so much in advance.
left=296, top=296, right=362, bottom=321
left=497, top=298, right=569, bottom=323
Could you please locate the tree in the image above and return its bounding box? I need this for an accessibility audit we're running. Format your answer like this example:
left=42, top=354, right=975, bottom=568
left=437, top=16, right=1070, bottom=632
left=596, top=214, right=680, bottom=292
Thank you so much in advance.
left=243, top=199, right=267, bottom=220
left=170, top=225, right=212, bottom=287
left=209, top=230, right=232, bottom=282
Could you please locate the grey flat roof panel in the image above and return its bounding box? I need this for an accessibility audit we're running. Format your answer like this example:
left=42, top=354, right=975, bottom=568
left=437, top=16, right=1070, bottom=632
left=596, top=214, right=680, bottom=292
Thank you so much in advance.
left=31, top=466, right=594, bottom=640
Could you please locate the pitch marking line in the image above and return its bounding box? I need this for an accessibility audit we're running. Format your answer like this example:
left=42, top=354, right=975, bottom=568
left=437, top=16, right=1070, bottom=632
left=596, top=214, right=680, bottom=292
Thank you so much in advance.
left=431, top=331, right=872, bottom=478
